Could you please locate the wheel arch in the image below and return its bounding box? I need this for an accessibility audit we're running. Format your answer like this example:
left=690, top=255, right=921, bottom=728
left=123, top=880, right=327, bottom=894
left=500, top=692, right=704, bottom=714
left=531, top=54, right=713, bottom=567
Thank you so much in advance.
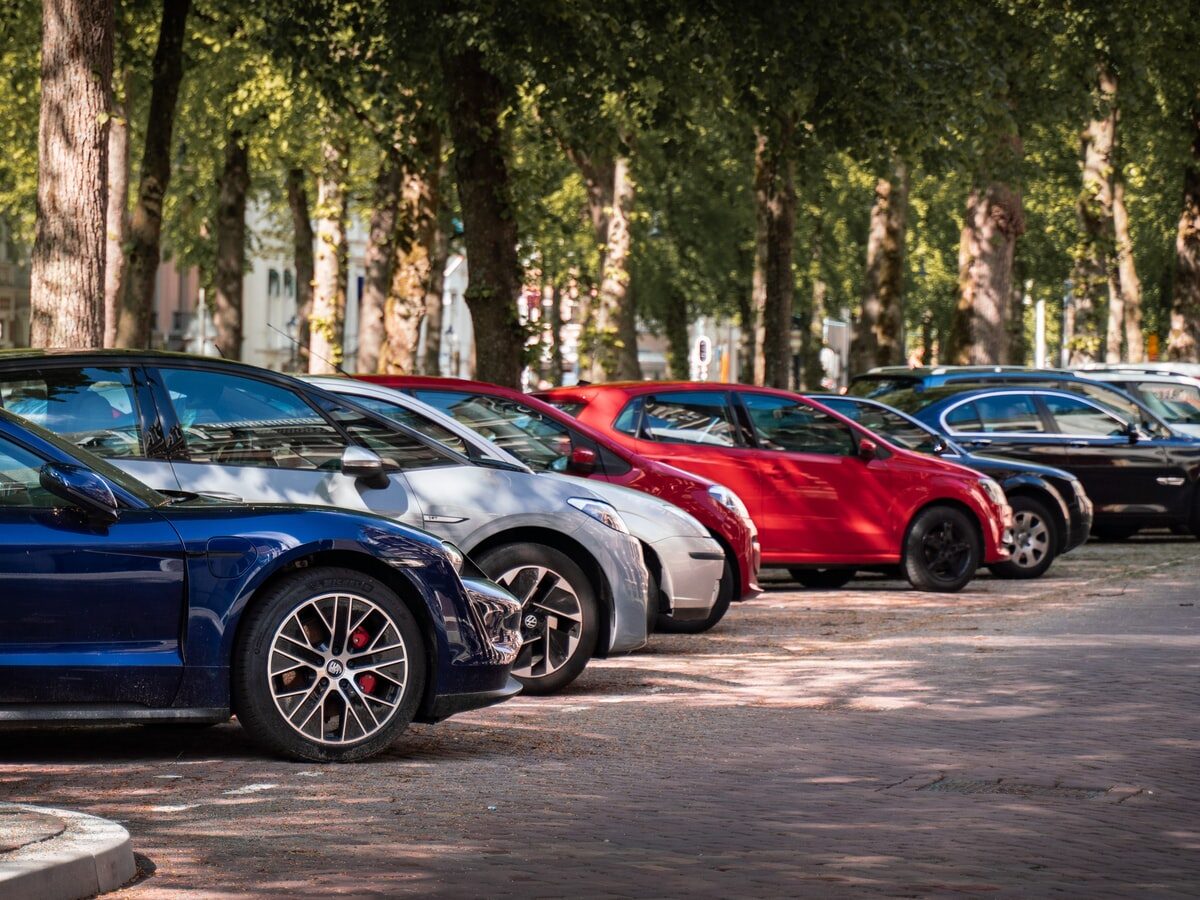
left=466, top=527, right=616, bottom=657
left=903, top=497, right=985, bottom=556
left=1003, top=480, right=1069, bottom=553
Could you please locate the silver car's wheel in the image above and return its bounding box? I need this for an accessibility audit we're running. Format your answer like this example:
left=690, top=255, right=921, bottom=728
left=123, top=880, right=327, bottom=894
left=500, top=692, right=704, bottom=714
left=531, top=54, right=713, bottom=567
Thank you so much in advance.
left=268, top=592, right=409, bottom=746
left=496, top=565, right=583, bottom=680
left=1010, top=510, right=1050, bottom=569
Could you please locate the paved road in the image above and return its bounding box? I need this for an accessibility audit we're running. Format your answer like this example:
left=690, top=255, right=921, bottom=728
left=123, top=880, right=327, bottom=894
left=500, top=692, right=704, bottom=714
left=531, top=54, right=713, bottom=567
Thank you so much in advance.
left=2, top=536, right=1197, bottom=897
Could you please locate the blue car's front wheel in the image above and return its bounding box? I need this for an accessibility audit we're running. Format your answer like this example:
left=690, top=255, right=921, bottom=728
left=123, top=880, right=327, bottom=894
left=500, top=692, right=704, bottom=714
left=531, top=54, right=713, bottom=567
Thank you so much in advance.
left=233, top=568, right=426, bottom=762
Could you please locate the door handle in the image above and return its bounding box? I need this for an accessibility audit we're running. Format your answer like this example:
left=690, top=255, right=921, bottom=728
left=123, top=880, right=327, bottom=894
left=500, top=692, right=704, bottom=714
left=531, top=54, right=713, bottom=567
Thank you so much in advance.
left=1067, top=440, right=1089, bottom=447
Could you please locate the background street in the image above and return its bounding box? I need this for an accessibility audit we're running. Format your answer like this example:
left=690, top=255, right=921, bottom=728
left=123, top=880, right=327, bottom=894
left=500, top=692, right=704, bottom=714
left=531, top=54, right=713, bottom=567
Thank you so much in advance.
left=3, top=536, right=1197, bottom=897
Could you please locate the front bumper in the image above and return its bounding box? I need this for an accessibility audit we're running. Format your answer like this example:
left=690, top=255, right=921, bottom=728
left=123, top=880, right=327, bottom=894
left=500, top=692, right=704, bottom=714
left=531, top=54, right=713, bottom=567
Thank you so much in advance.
left=982, top=501, right=1014, bottom=564
left=420, top=674, right=522, bottom=723
left=1066, top=484, right=1095, bottom=551
left=579, top=518, right=650, bottom=655
left=653, top=534, right=725, bottom=621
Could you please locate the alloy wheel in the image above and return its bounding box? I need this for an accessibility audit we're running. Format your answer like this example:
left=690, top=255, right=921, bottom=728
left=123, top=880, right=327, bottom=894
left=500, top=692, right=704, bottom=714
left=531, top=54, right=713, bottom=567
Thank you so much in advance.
left=1010, top=510, right=1050, bottom=569
left=268, top=592, right=409, bottom=745
left=496, top=565, right=583, bottom=680
left=921, top=520, right=973, bottom=582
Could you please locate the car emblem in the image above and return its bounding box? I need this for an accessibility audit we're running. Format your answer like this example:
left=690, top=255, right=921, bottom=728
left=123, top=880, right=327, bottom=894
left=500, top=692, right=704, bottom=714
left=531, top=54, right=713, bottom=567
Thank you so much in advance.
left=523, top=614, right=539, bottom=631
left=326, top=660, right=344, bottom=677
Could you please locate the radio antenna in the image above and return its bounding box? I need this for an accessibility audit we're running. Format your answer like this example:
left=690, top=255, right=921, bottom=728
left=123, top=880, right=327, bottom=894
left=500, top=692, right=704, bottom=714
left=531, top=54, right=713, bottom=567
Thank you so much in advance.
left=268, top=323, right=349, bottom=377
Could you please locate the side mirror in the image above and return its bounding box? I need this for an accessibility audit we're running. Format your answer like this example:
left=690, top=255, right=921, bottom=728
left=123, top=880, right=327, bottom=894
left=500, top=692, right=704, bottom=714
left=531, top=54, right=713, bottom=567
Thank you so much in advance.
left=39, top=463, right=119, bottom=524
left=341, top=446, right=387, bottom=486
left=567, top=446, right=597, bottom=475
left=1122, top=421, right=1140, bottom=444
left=931, top=437, right=950, bottom=455
left=858, top=437, right=879, bottom=462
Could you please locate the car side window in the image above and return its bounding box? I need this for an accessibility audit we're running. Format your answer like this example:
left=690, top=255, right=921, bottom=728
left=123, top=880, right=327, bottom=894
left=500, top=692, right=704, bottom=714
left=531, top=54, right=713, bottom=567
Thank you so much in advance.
left=0, top=437, right=58, bottom=508
left=158, top=368, right=346, bottom=470
left=1040, top=394, right=1126, bottom=436
left=0, top=367, right=146, bottom=459
left=823, top=399, right=940, bottom=454
left=943, top=401, right=983, bottom=432
left=414, top=390, right=572, bottom=471
left=348, top=394, right=470, bottom=456
left=318, top=402, right=456, bottom=471
left=972, top=395, right=1043, bottom=433
left=740, top=393, right=855, bottom=456
left=640, top=392, right=738, bottom=446
left=612, top=398, right=642, bottom=436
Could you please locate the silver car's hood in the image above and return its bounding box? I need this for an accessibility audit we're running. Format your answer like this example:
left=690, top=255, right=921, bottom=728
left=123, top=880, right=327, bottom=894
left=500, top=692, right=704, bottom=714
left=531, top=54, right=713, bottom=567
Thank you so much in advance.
left=554, top=474, right=709, bottom=541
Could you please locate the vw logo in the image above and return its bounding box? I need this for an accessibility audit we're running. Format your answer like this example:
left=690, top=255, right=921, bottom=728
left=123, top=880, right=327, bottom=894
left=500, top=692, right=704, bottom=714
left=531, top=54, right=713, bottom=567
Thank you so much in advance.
left=326, top=660, right=344, bottom=677
left=523, top=614, right=540, bottom=631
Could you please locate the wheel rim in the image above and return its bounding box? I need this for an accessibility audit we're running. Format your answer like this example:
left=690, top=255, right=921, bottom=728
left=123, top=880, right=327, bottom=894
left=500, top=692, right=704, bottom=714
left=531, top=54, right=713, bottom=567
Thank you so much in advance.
left=495, top=565, right=583, bottom=680
left=920, top=519, right=973, bottom=582
left=268, top=592, right=408, bottom=746
left=1010, top=510, right=1050, bottom=569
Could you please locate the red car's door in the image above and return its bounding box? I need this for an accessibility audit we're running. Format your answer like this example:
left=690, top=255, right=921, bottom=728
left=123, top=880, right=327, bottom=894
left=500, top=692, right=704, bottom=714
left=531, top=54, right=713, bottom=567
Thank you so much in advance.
left=734, top=391, right=899, bottom=564
left=621, top=390, right=763, bottom=522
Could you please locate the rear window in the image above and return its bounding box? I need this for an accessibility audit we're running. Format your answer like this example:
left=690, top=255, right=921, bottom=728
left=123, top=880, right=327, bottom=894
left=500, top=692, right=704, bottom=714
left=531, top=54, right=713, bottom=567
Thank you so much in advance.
left=548, top=400, right=586, bottom=417
left=848, top=375, right=920, bottom=398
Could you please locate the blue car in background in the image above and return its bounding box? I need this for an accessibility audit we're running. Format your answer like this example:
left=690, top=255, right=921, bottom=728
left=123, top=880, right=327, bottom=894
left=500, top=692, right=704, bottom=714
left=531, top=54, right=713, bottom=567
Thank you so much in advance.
left=0, top=408, right=522, bottom=762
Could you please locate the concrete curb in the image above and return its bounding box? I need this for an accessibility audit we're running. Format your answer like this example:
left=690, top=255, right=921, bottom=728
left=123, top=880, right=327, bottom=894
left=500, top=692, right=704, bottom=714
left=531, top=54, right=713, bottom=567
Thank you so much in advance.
left=0, top=804, right=135, bottom=899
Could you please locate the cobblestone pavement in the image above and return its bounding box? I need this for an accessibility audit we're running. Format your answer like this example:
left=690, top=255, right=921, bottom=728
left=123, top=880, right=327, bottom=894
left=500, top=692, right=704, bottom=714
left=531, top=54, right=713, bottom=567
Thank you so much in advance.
left=1, top=536, right=1197, bottom=897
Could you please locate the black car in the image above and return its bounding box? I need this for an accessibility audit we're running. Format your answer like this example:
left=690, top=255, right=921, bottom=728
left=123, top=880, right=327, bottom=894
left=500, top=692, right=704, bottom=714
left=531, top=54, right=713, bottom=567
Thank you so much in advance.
left=871, top=385, right=1200, bottom=540
left=813, top=394, right=1093, bottom=578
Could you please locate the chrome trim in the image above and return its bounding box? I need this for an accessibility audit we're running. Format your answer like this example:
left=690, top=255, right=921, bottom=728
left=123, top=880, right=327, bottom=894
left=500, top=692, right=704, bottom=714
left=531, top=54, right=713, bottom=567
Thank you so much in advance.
left=939, top=389, right=1130, bottom=439
left=1156, top=476, right=1186, bottom=486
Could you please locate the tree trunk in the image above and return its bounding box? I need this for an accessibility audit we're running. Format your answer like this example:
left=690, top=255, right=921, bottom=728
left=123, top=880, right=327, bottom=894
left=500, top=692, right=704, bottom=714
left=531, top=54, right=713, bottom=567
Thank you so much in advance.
left=103, top=66, right=130, bottom=348
left=116, top=0, right=190, bottom=349
left=752, top=121, right=796, bottom=389
left=420, top=208, right=448, bottom=375
left=212, top=130, right=247, bottom=359
left=945, top=182, right=1025, bottom=364
left=30, top=0, right=113, bottom=348
left=441, top=47, right=525, bottom=387
left=852, top=158, right=909, bottom=373
left=1070, top=63, right=1118, bottom=365
left=582, top=154, right=639, bottom=381
left=1167, top=103, right=1200, bottom=362
left=307, top=138, right=348, bottom=374
left=563, top=146, right=613, bottom=344
left=354, top=144, right=402, bottom=373
left=380, top=122, right=441, bottom=375
left=286, top=166, right=314, bottom=360
left=1112, top=168, right=1144, bottom=362
left=544, top=283, right=564, bottom=385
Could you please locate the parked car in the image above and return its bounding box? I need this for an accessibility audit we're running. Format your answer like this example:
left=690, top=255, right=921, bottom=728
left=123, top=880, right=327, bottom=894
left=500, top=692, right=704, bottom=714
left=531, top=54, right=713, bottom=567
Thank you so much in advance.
left=355, top=375, right=760, bottom=625
left=540, top=382, right=1013, bottom=592
left=870, top=384, right=1200, bottom=540
left=1067, top=370, right=1200, bottom=438
left=0, top=350, right=650, bottom=695
left=0, top=407, right=521, bottom=762
left=307, top=376, right=727, bottom=633
left=812, top=393, right=1093, bottom=578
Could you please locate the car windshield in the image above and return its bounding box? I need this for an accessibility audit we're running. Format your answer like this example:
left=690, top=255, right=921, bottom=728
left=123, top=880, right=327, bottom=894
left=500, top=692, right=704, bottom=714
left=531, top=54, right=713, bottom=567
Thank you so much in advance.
left=847, top=375, right=919, bottom=398
left=0, top=410, right=169, bottom=507
left=1124, top=382, right=1200, bottom=426
left=820, top=398, right=945, bottom=454
left=413, top=390, right=573, bottom=472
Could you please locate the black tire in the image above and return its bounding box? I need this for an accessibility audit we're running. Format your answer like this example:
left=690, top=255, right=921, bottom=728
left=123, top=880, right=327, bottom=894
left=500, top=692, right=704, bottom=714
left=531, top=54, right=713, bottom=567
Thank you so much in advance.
left=233, top=567, right=426, bottom=763
left=645, top=565, right=660, bottom=636
left=475, top=543, right=599, bottom=695
left=902, top=506, right=981, bottom=593
left=788, top=567, right=855, bottom=589
left=657, top=558, right=734, bottom=634
left=1092, top=523, right=1139, bottom=541
left=989, top=495, right=1058, bottom=579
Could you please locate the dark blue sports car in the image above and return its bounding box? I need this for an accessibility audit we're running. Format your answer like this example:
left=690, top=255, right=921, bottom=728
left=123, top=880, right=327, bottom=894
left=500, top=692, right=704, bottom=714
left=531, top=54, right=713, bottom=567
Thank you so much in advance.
left=0, top=408, right=522, bottom=762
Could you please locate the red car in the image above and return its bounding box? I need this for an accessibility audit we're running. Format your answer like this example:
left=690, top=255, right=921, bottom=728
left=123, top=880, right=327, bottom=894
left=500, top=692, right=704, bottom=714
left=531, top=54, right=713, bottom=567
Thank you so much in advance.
left=359, top=376, right=761, bottom=630
left=538, top=382, right=1014, bottom=592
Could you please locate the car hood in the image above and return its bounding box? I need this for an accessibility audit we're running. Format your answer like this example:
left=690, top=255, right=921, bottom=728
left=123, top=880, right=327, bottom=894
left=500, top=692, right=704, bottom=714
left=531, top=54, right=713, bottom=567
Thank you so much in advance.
left=553, top=474, right=710, bottom=540
left=954, top=452, right=1079, bottom=483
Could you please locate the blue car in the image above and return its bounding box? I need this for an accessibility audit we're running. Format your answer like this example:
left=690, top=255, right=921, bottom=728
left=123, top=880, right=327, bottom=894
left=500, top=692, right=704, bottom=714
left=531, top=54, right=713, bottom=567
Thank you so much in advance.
left=0, top=409, right=522, bottom=762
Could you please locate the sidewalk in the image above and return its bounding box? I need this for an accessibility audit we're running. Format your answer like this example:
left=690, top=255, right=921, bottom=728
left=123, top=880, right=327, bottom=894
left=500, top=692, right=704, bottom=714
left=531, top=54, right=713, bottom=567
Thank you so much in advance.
left=0, top=804, right=134, bottom=899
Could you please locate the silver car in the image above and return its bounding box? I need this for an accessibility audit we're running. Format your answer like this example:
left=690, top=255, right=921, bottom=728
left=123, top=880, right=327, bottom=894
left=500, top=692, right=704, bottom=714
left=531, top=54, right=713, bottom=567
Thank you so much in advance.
left=0, top=354, right=650, bottom=695
left=308, top=377, right=726, bottom=630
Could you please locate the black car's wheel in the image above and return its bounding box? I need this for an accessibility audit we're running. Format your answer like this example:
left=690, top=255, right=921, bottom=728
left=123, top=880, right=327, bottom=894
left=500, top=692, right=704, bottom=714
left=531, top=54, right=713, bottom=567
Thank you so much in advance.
left=902, top=506, right=981, bottom=593
left=989, top=495, right=1057, bottom=579
left=476, top=543, right=599, bottom=695
left=233, top=567, right=425, bottom=763
left=1092, top=523, right=1139, bottom=541
left=657, top=558, right=734, bottom=634
left=788, top=567, right=855, bottom=589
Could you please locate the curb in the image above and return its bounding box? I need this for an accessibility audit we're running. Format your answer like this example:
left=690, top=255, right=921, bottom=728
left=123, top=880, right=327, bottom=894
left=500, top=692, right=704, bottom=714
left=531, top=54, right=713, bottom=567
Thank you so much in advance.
left=0, top=804, right=135, bottom=899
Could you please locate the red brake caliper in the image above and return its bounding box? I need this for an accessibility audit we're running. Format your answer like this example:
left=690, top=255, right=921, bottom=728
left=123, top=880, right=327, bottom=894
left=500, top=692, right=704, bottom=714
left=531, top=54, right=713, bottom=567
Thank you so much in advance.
left=349, top=627, right=375, bottom=694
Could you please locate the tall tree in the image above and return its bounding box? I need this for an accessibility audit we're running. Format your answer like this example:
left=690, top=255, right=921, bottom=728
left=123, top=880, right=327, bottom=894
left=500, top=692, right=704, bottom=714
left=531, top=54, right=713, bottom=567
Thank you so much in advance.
left=286, top=165, right=315, bottom=359
left=355, top=142, right=402, bottom=373
left=211, top=129, right=248, bottom=358
left=751, top=118, right=796, bottom=388
left=1167, top=103, right=1200, bottom=361
left=116, top=0, right=190, bottom=349
left=852, top=158, right=909, bottom=371
left=307, top=136, right=348, bottom=373
left=103, top=64, right=130, bottom=348
left=29, top=0, right=113, bottom=348
left=420, top=201, right=448, bottom=375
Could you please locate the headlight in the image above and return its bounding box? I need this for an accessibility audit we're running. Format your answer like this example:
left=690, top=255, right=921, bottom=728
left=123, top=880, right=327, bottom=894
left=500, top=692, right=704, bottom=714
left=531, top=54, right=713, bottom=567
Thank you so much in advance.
left=708, top=484, right=752, bottom=522
left=978, top=477, right=1007, bottom=507
left=441, top=541, right=465, bottom=573
left=567, top=497, right=630, bottom=534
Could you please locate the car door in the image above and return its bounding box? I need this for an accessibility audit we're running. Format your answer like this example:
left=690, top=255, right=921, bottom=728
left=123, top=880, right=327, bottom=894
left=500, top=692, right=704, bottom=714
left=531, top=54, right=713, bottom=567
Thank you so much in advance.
left=938, top=391, right=1069, bottom=469
left=0, top=435, right=185, bottom=706
left=1036, top=392, right=1188, bottom=519
left=0, top=363, right=182, bottom=491
left=149, top=366, right=426, bottom=528
left=735, top=391, right=898, bottom=562
left=622, top=391, right=763, bottom=523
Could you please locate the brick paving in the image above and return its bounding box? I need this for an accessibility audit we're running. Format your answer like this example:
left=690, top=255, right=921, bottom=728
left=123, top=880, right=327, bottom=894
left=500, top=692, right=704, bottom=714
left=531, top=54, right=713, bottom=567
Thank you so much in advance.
left=1, top=535, right=1197, bottom=896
